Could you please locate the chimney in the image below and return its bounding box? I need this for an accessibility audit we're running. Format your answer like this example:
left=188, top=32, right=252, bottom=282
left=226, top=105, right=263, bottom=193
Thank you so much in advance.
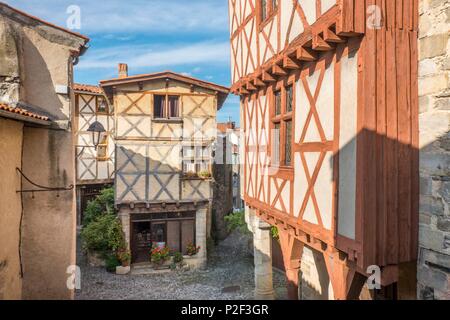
left=118, top=63, right=128, bottom=78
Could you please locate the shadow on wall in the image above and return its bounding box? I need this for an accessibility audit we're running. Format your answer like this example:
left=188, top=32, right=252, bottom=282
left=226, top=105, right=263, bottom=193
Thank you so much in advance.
left=20, top=35, right=65, bottom=120
left=271, top=125, right=450, bottom=300
left=114, top=145, right=213, bottom=204
left=329, top=128, right=420, bottom=268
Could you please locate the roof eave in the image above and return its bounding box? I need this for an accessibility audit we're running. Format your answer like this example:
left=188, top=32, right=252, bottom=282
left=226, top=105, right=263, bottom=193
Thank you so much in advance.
left=0, top=109, right=50, bottom=126
left=100, top=72, right=230, bottom=95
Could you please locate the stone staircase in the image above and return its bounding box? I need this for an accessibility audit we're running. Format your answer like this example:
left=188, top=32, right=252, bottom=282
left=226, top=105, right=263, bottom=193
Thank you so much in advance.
left=130, top=263, right=172, bottom=276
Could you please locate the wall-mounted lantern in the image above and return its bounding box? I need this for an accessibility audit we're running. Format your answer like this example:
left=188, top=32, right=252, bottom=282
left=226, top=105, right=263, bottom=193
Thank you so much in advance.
left=87, top=121, right=106, bottom=150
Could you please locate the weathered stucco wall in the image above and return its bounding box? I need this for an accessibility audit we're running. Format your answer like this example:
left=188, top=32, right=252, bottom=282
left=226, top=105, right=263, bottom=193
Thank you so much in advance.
left=418, top=0, right=450, bottom=300
left=0, top=5, right=85, bottom=299
left=21, top=127, right=76, bottom=300
left=0, top=118, right=23, bottom=300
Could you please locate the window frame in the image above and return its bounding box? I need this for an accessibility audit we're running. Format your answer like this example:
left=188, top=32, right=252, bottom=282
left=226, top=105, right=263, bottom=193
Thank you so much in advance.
left=259, top=0, right=278, bottom=27
left=182, top=145, right=212, bottom=177
left=153, top=94, right=181, bottom=120
left=96, top=96, right=109, bottom=114
left=270, top=80, right=294, bottom=169
left=96, top=133, right=109, bottom=162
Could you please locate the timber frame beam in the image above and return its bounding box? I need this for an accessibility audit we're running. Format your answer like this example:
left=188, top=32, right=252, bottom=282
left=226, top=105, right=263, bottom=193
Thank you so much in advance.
left=230, top=4, right=364, bottom=95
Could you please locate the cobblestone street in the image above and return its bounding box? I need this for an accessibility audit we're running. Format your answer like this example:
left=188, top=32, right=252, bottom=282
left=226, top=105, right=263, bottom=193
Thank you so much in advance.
left=75, top=231, right=287, bottom=300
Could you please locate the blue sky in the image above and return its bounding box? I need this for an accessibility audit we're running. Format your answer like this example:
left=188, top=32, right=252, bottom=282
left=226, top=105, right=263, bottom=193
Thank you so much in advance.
left=6, top=0, right=240, bottom=124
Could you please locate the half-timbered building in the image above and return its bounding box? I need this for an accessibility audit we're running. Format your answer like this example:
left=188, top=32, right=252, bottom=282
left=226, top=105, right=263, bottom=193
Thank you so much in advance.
left=100, top=67, right=229, bottom=268
left=74, top=84, right=115, bottom=225
left=229, top=0, right=419, bottom=299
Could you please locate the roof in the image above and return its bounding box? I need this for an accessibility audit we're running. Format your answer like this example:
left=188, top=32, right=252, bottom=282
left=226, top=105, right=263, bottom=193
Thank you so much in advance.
left=73, top=83, right=103, bottom=95
left=100, top=71, right=230, bottom=94
left=0, top=102, right=50, bottom=122
left=217, top=122, right=236, bottom=134
left=0, top=2, right=89, bottom=42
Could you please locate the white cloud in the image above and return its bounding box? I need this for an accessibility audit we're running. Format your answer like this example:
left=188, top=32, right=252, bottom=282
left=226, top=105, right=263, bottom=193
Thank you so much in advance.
left=77, top=41, right=231, bottom=70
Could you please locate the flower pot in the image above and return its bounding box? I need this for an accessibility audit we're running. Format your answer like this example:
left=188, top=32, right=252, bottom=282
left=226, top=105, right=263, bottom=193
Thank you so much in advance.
left=152, top=259, right=172, bottom=270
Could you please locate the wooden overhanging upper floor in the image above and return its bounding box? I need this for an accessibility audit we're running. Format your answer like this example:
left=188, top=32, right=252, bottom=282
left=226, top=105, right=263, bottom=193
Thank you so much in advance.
left=100, top=71, right=230, bottom=110
left=229, top=0, right=419, bottom=93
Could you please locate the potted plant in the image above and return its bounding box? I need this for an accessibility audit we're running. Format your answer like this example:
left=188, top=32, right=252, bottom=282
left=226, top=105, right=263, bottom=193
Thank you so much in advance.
left=150, top=245, right=170, bottom=268
left=185, top=171, right=198, bottom=179
left=172, top=251, right=183, bottom=264
left=117, top=248, right=131, bottom=267
left=198, top=170, right=211, bottom=179
left=186, top=242, right=201, bottom=256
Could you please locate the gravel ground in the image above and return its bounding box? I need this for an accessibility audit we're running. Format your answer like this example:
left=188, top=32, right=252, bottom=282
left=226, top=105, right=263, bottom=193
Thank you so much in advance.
left=75, top=231, right=287, bottom=300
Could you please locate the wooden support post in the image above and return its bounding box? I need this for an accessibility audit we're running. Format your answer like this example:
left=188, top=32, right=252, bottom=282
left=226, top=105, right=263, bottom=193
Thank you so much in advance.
left=323, top=251, right=365, bottom=300
left=279, top=230, right=303, bottom=300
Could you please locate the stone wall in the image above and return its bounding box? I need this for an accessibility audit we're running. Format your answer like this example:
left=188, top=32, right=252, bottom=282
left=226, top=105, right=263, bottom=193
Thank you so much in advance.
left=0, top=3, right=87, bottom=299
left=418, top=0, right=450, bottom=300
left=212, top=134, right=233, bottom=240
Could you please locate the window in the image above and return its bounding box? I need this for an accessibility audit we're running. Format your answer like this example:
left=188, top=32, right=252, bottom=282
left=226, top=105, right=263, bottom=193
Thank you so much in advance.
left=182, top=145, right=211, bottom=176
left=272, top=122, right=281, bottom=165
left=261, top=0, right=267, bottom=21
left=286, top=86, right=293, bottom=112
left=260, top=0, right=277, bottom=22
left=153, top=94, right=180, bottom=119
left=168, top=95, right=179, bottom=118
left=275, top=90, right=282, bottom=115
left=271, top=83, right=294, bottom=167
left=96, top=134, right=108, bottom=161
left=285, top=120, right=292, bottom=166
left=154, top=95, right=165, bottom=118
left=97, top=96, right=108, bottom=114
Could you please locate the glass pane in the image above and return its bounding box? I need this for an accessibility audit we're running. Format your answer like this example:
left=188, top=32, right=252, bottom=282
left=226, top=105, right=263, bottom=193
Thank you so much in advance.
left=183, top=146, right=194, bottom=158
left=151, top=223, right=166, bottom=245
left=272, top=123, right=280, bottom=165
left=169, top=96, right=179, bottom=118
left=261, top=0, right=267, bottom=20
left=97, top=97, right=108, bottom=113
left=183, top=161, right=196, bottom=174
left=167, top=221, right=181, bottom=253
left=275, top=91, right=281, bottom=115
left=286, top=85, right=293, bottom=112
left=154, top=95, right=165, bottom=118
left=285, top=121, right=292, bottom=166
left=272, top=0, right=277, bottom=10
left=97, top=134, right=108, bottom=159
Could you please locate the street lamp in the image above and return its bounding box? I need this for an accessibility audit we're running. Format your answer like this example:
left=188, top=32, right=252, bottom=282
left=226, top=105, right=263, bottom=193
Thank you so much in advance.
left=87, top=121, right=106, bottom=150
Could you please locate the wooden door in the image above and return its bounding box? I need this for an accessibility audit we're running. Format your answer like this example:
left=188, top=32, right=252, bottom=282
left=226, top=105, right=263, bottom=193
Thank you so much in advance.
left=131, top=222, right=152, bottom=263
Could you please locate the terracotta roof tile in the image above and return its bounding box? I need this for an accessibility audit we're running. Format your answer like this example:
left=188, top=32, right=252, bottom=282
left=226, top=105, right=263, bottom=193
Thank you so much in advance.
left=0, top=102, right=49, bottom=121
left=217, top=122, right=236, bottom=133
left=73, top=83, right=103, bottom=94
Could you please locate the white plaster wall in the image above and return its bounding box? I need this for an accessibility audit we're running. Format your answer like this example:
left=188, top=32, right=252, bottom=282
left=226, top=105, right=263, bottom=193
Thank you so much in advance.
left=337, top=51, right=358, bottom=240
